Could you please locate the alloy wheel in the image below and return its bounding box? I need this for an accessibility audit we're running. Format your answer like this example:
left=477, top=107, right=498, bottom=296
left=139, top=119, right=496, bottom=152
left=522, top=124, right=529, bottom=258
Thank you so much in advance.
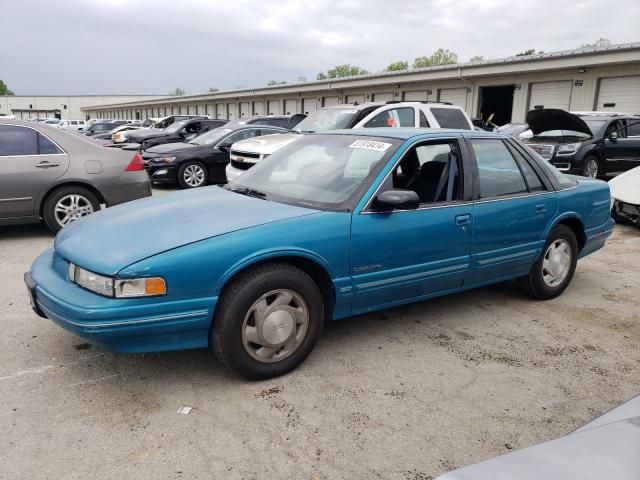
left=241, top=289, right=310, bottom=363
left=584, top=159, right=598, bottom=179
left=183, top=164, right=206, bottom=187
left=54, top=194, right=94, bottom=227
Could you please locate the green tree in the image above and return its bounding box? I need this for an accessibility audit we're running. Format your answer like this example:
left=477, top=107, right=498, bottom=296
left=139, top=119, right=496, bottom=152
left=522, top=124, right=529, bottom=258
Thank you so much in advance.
left=516, top=49, right=536, bottom=56
left=580, top=38, right=611, bottom=48
left=316, top=64, right=369, bottom=80
left=469, top=55, right=484, bottom=63
left=267, top=80, right=287, bottom=86
left=171, top=87, right=186, bottom=96
left=384, top=60, right=409, bottom=72
left=412, top=48, right=458, bottom=68
left=208, top=86, right=219, bottom=92
left=0, top=79, right=14, bottom=95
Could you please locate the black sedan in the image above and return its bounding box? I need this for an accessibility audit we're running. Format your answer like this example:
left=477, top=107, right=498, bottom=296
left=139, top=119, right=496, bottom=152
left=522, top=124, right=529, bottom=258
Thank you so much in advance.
left=128, top=119, right=228, bottom=149
left=142, top=124, right=289, bottom=188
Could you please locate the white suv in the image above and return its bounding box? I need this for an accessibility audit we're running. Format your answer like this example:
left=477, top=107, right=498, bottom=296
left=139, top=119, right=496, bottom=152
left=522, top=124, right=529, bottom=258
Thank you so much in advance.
left=57, top=119, right=86, bottom=130
left=225, top=102, right=472, bottom=182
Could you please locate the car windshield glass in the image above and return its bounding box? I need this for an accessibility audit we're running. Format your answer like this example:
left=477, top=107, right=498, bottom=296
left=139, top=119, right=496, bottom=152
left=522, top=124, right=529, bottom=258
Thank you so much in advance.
left=224, top=134, right=401, bottom=211
left=536, top=129, right=592, bottom=138
left=581, top=118, right=607, bottom=136
left=293, top=109, right=359, bottom=133
left=165, top=120, right=188, bottom=134
left=190, top=128, right=233, bottom=145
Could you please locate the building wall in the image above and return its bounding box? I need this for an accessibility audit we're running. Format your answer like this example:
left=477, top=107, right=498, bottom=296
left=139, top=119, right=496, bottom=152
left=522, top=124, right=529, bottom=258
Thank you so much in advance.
left=0, top=95, right=166, bottom=120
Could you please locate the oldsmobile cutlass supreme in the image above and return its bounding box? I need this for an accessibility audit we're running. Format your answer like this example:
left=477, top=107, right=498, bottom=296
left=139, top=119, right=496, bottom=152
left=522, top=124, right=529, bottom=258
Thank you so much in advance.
left=25, top=128, right=614, bottom=379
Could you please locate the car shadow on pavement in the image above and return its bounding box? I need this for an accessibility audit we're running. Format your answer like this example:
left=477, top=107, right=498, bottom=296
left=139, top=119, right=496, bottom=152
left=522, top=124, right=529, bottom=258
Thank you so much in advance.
left=1, top=223, right=53, bottom=239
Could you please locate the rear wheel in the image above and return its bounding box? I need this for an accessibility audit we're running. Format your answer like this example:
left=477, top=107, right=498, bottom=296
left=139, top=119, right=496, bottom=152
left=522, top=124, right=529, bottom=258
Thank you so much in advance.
left=519, top=225, right=578, bottom=300
left=177, top=161, right=208, bottom=188
left=212, top=263, right=324, bottom=380
left=42, top=186, right=100, bottom=233
left=581, top=155, right=600, bottom=179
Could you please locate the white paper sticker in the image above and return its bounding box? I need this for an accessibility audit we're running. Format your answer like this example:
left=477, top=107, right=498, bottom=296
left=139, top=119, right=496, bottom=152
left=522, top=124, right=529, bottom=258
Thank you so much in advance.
left=178, top=406, right=193, bottom=415
left=349, top=140, right=392, bottom=152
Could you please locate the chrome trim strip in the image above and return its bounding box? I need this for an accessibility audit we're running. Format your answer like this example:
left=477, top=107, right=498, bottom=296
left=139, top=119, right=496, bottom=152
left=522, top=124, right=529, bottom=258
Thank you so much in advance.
left=38, top=305, right=209, bottom=328
left=0, top=197, right=32, bottom=203
left=473, top=190, right=554, bottom=205
left=357, top=263, right=469, bottom=289
left=477, top=249, right=538, bottom=266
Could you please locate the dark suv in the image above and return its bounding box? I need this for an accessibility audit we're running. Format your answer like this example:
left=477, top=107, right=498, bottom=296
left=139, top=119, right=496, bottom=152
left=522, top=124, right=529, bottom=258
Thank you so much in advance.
left=127, top=119, right=228, bottom=150
left=524, top=109, right=640, bottom=178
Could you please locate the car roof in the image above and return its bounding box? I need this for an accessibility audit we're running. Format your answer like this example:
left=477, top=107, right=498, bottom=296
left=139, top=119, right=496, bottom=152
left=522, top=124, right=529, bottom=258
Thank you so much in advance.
left=316, top=127, right=500, bottom=140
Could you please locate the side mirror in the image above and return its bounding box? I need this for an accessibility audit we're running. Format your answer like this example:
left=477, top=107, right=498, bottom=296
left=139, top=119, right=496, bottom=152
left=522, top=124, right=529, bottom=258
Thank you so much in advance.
left=374, top=189, right=420, bottom=211
left=217, top=142, right=232, bottom=152
left=608, top=132, right=618, bottom=142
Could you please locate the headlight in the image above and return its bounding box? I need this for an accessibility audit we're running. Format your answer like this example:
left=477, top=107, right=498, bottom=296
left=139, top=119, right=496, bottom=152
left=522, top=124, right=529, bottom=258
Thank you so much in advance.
left=154, top=156, right=176, bottom=163
left=113, top=133, right=124, bottom=142
left=69, top=264, right=166, bottom=298
left=556, top=143, right=582, bottom=155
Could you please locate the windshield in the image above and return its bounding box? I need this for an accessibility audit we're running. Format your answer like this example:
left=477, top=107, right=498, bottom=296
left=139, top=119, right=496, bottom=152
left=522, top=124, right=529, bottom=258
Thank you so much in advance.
left=581, top=118, right=607, bottom=136
left=190, top=127, right=233, bottom=145
left=293, top=108, right=359, bottom=133
left=225, top=134, right=401, bottom=211
left=164, top=120, right=188, bottom=134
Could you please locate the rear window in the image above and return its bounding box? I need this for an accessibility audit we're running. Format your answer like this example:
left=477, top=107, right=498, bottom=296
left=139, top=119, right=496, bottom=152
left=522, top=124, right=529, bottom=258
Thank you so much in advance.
left=431, top=108, right=471, bottom=129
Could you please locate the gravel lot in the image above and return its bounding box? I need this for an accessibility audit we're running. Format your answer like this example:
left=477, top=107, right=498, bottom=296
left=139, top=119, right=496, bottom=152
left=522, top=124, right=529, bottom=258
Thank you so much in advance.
left=1, top=188, right=639, bottom=479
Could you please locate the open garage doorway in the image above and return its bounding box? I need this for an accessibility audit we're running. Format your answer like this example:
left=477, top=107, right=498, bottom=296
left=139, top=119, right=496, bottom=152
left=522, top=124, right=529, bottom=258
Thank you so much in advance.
left=479, top=85, right=515, bottom=126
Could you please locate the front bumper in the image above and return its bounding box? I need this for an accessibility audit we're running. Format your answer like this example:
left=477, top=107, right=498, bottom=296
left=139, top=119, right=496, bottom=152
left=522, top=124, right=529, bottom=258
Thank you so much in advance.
left=613, top=199, right=640, bottom=227
left=25, top=249, right=216, bottom=353
left=225, top=164, right=250, bottom=182
left=145, top=164, right=178, bottom=183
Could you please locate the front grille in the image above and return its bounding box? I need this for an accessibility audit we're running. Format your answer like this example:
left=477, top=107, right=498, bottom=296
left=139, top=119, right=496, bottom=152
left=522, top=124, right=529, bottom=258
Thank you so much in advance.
left=526, top=143, right=555, bottom=160
left=231, top=150, right=260, bottom=159
left=231, top=159, right=253, bottom=171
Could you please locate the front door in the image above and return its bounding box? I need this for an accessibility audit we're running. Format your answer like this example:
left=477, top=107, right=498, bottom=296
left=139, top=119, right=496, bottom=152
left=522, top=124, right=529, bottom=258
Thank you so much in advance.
left=604, top=119, right=640, bottom=173
left=0, top=125, right=69, bottom=219
left=466, top=138, right=557, bottom=284
left=350, top=138, right=473, bottom=312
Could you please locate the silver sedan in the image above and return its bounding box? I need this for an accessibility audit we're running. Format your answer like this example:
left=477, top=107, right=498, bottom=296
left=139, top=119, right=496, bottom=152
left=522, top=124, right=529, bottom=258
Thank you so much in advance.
left=0, top=119, right=151, bottom=233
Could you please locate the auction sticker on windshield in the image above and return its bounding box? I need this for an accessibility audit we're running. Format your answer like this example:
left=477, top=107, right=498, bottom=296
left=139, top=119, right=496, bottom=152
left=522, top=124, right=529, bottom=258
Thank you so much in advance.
left=349, top=140, right=392, bottom=151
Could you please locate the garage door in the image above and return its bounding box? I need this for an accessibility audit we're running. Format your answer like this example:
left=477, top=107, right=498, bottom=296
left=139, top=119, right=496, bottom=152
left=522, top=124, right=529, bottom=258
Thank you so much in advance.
left=284, top=99, right=297, bottom=115
left=301, top=98, right=317, bottom=114
left=216, top=103, right=226, bottom=119
left=372, top=92, right=394, bottom=102
left=528, top=81, right=572, bottom=110
left=596, top=76, right=640, bottom=113
left=239, top=102, right=251, bottom=117
left=227, top=103, right=237, bottom=121
left=323, top=96, right=339, bottom=107
left=404, top=90, right=430, bottom=101
left=345, top=94, right=365, bottom=104
left=439, top=88, right=468, bottom=109
left=253, top=101, right=265, bottom=115
left=268, top=100, right=281, bottom=115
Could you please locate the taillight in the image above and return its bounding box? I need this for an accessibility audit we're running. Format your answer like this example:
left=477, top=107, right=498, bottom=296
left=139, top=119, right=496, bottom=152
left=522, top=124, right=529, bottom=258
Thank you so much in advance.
left=125, top=153, right=145, bottom=172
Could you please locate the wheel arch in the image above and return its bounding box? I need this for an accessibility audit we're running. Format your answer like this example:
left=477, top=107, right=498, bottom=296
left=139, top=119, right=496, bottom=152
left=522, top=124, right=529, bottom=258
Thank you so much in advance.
left=547, top=214, right=587, bottom=252
left=215, top=250, right=337, bottom=323
left=37, top=181, right=105, bottom=218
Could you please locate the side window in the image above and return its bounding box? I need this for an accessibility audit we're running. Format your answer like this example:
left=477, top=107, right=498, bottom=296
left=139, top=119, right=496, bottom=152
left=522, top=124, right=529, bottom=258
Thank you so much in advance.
left=419, top=111, right=430, bottom=127
left=38, top=134, right=64, bottom=155
left=0, top=125, right=39, bottom=156
left=624, top=120, right=640, bottom=137
left=364, top=107, right=415, bottom=128
left=431, top=108, right=471, bottom=129
left=223, top=129, right=259, bottom=145
left=604, top=121, right=620, bottom=138
left=471, top=139, right=528, bottom=198
left=185, top=122, right=201, bottom=133
left=508, top=145, right=545, bottom=192
left=391, top=142, right=461, bottom=203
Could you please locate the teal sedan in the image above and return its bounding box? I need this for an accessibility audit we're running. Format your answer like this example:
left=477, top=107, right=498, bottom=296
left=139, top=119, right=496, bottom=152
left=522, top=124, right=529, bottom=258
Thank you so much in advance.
left=25, top=129, right=615, bottom=379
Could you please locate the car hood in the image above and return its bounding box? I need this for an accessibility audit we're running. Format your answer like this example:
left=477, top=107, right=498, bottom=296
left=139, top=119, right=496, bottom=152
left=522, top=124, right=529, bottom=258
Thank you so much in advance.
left=54, top=187, right=320, bottom=275
left=609, top=166, right=640, bottom=204
left=144, top=142, right=200, bottom=155
left=130, top=131, right=169, bottom=142
left=231, top=133, right=301, bottom=155
left=526, top=109, right=592, bottom=136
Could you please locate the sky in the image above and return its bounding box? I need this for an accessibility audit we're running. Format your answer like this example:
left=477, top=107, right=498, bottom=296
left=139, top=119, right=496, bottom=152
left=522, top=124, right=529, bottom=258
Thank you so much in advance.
left=1, top=0, right=639, bottom=96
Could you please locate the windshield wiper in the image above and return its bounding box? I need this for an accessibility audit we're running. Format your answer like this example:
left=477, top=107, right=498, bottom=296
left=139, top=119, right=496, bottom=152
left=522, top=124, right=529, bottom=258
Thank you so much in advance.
left=227, top=186, right=268, bottom=199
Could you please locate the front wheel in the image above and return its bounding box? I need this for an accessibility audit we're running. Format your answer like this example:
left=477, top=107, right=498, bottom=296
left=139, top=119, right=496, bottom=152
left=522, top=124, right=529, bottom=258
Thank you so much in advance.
left=581, top=155, right=600, bottom=179
left=518, top=225, right=578, bottom=300
left=177, top=161, right=208, bottom=188
left=212, top=263, right=324, bottom=380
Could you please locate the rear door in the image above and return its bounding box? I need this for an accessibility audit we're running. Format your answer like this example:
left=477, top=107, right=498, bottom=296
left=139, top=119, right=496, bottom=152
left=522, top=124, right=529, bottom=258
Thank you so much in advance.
left=0, top=125, right=70, bottom=219
left=466, top=137, right=557, bottom=284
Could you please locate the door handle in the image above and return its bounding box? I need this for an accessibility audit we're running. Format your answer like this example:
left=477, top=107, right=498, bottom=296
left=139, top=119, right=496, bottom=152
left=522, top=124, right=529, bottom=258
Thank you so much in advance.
left=535, top=204, right=546, bottom=213
left=35, top=161, right=60, bottom=168
left=455, top=214, right=471, bottom=226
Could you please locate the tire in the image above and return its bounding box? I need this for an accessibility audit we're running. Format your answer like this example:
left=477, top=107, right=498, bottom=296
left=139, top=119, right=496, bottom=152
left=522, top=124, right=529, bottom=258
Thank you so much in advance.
left=42, top=186, right=101, bottom=234
left=518, top=225, right=578, bottom=300
left=212, top=263, right=324, bottom=380
left=580, top=155, right=600, bottom=179
left=177, top=161, right=208, bottom=189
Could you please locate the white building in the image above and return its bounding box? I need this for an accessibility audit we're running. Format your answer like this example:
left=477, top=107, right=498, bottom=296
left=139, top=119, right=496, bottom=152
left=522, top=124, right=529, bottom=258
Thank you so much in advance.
left=81, top=42, right=640, bottom=125
left=0, top=95, right=167, bottom=120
